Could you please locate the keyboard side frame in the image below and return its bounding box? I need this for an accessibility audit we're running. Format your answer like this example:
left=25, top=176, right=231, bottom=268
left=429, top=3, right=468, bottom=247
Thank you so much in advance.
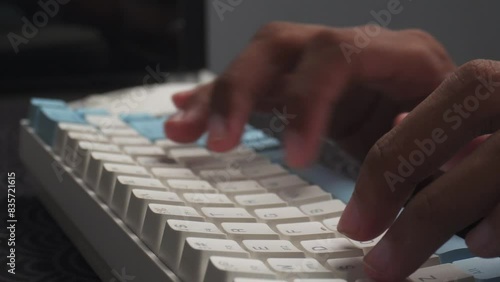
left=19, top=120, right=181, bottom=282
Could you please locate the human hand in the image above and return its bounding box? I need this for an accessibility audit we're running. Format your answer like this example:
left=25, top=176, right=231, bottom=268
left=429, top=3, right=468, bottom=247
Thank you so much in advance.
left=165, top=22, right=455, bottom=165
left=338, top=60, right=500, bottom=280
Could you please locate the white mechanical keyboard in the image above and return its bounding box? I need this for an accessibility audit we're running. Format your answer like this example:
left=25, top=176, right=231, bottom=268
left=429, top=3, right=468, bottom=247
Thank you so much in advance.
left=19, top=96, right=500, bottom=282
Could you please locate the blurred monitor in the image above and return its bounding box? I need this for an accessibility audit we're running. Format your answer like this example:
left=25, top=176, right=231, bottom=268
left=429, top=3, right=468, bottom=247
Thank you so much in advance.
left=0, top=0, right=206, bottom=92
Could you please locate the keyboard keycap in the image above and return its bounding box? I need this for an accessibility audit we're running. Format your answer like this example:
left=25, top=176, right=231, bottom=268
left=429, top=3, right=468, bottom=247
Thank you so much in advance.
left=151, top=167, right=198, bottom=180
left=125, top=190, right=184, bottom=234
left=37, top=108, right=87, bottom=145
left=110, top=176, right=166, bottom=218
left=123, top=145, right=166, bottom=158
left=158, top=220, right=226, bottom=271
left=215, top=180, right=267, bottom=197
left=300, top=200, right=345, bottom=221
left=258, top=175, right=308, bottom=192
left=242, top=240, right=305, bottom=260
left=254, top=206, right=309, bottom=226
left=241, top=164, right=288, bottom=179
left=179, top=238, right=249, bottom=282
left=84, top=152, right=135, bottom=189
left=453, top=257, right=500, bottom=282
left=169, top=147, right=212, bottom=163
left=29, top=98, right=66, bottom=130
left=53, top=123, right=97, bottom=154
left=166, top=179, right=217, bottom=193
left=277, top=222, right=335, bottom=242
left=96, top=164, right=149, bottom=204
left=112, top=136, right=152, bottom=146
left=141, top=204, right=204, bottom=253
left=234, top=193, right=287, bottom=211
left=267, top=258, right=333, bottom=279
left=100, top=128, right=139, bottom=137
left=409, top=264, right=474, bottom=282
left=326, top=257, right=366, bottom=281
left=221, top=222, right=279, bottom=241
left=348, top=233, right=384, bottom=255
left=203, top=256, right=276, bottom=282
left=202, top=207, right=256, bottom=224
left=300, top=238, right=363, bottom=262
left=136, top=156, right=181, bottom=168
left=183, top=193, right=234, bottom=208
left=277, top=185, right=332, bottom=206
left=86, top=115, right=128, bottom=128
left=155, top=139, right=197, bottom=151
left=72, top=141, right=121, bottom=176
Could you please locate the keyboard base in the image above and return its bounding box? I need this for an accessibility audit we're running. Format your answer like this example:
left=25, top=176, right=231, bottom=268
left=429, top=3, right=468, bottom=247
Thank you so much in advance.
left=19, top=120, right=180, bottom=282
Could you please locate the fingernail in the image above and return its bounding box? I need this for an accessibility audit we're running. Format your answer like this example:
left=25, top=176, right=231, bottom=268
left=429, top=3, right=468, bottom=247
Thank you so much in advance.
left=284, top=131, right=304, bottom=167
left=337, top=198, right=361, bottom=238
left=168, top=111, right=186, bottom=122
left=209, top=114, right=227, bottom=141
left=364, top=239, right=391, bottom=276
left=468, top=221, right=496, bottom=255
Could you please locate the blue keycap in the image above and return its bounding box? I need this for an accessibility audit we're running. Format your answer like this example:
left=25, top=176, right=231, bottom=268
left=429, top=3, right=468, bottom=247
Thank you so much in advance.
left=436, top=236, right=473, bottom=263
left=453, top=257, right=500, bottom=282
left=28, top=98, right=67, bottom=129
left=37, top=108, right=86, bottom=145
left=120, top=113, right=156, bottom=123
left=247, top=137, right=281, bottom=151
left=129, top=117, right=167, bottom=141
left=76, top=108, right=109, bottom=117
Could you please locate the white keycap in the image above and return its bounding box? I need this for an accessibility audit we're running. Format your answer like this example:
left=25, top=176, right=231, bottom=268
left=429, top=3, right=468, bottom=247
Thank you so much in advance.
left=136, top=156, right=182, bottom=168
left=84, top=152, right=135, bottom=189
left=267, top=258, right=333, bottom=279
left=277, top=222, right=335, bottom=242
left=183, top=193, right=234, bottom=208
left=179, top=238, right=250, bottom=282
left=408, top=264, right=474, bottom=282
left=169, top=147, right=212, bottom=163
left=70, top=141, right=121, bottom=176
left=254, top=207, right=309, bottom=225
left=141, top=204, right=204, bottom=253
left=155, top=139, right=197, bottom=151
left=300, top=238, right=363, bottom=262
left=300, top=200, right=345, bottom=221
left=112, top=136, right=151, bottom=146
left=166, top=179, right=217, bottom=193
left=241, top=164, right=287, bottom=179
left=53, top=123, right=97, bottom=154
left=100, top=128, right=139, bottom=137
left=123, top=145, right=165, bottom=158
left=277, top=186, right=332, bottom=206
left=190, top=155, right=270, bottom=172
left=62, top=132, right=108, bottom=167
left=199, top=169, right=246, bottom=182
left=96, top=164, right=149, bottom=204
left=242, top=240, right=305, bottom=260
left=125, top=190, right=184, bottom=234
left=348, top=233, right=384, bottom=255
left=151, top=167, right=198, bottom=180
left=202, top=207, right=256, bottom=224
left=203, top=256, right=276, bottom=282
left=215, top=180, right=267, bottom=197
left=86, top=115, right=128, bottom=128
left=322, top=217, right=341, bottom=233
left=326, top=257, right=366, bottom=281
left=234, top=193, right=287, bottom=211
left=221, top=223, right=279, bottom=241
left=110, top=176, right=166, bottom=218
left=258, top=175, right=308, bottom=192
left=158, top=220, right=226, bottom=271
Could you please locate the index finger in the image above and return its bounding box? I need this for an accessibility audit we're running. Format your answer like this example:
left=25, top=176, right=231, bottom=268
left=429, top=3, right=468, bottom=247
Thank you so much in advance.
left=338, top=60, right=500, bottom=241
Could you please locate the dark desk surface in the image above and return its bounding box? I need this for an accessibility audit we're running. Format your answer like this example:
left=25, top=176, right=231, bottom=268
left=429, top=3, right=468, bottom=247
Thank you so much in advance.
left=0, top=95, right=100, bottom=282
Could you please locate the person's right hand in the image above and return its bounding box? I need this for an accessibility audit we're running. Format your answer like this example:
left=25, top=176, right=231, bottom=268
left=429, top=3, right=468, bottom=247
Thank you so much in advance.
left=165, top=22, right=455, bottom=166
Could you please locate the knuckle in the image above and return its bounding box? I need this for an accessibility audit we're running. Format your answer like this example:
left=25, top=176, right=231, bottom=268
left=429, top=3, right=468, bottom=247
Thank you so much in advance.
left=254, top=21, right=290, bottom=41
left=457, top=59, right=500, bottom=84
